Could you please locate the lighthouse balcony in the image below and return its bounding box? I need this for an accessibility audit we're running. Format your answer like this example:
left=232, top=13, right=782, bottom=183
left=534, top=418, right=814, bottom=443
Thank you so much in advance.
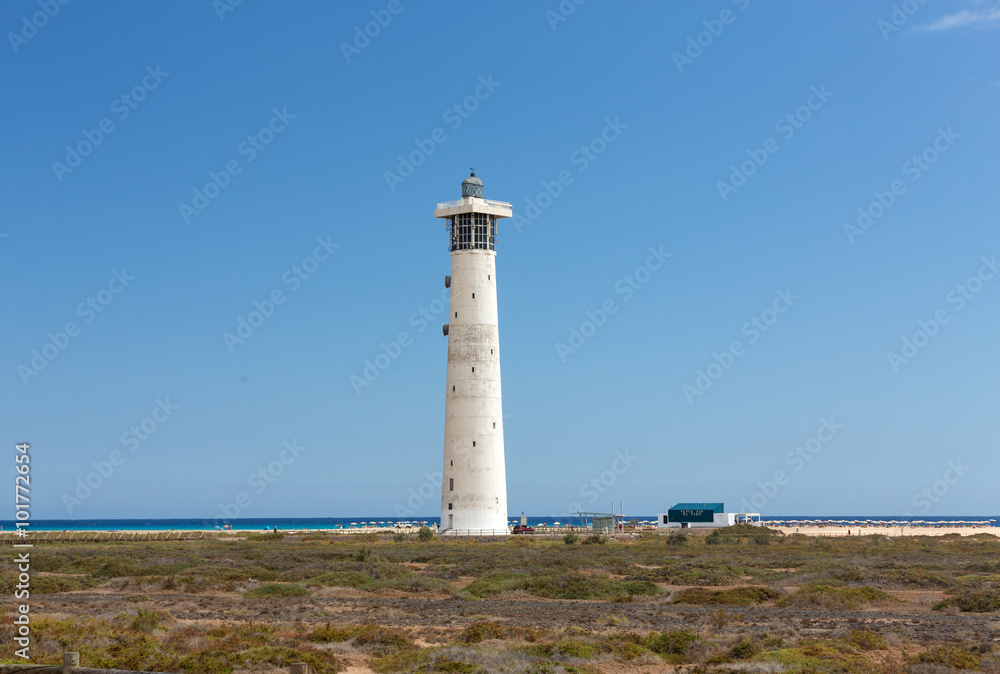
left=434, top=197, right=512, bottom=219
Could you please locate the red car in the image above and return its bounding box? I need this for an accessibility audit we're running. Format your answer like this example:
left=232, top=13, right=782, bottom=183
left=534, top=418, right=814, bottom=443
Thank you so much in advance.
left=512, top=524, right=534, bottom=534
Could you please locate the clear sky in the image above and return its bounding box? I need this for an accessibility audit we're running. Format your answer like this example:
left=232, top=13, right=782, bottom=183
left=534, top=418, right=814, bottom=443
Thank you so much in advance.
left=3, top=1, right=998, bottom=520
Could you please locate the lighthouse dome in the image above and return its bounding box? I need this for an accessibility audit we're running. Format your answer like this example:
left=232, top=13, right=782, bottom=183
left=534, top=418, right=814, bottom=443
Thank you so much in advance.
left=461, top=171, right=483, bottom=198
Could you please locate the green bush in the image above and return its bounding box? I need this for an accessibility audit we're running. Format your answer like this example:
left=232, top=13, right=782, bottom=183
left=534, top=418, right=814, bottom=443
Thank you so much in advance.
left=779, top=584, right=895, bottom=610
left=705, top=530, right=736, bottom=545
left=418, top=526, right=434, bottom=541
left=911, top=646, right=981, bottom=669
left=458, top=621, right=506, bottom=643
left=393, top=532, right=407, bottom=543
left=563, top=532, right=579, bottom=545
left=666, top=531, right=688, bottom=546
left=466, top=571, right=659, bottom=600
left=243, top=582, right=309, bottom=598
left=582, top=534, right=605, bottom=545
left=557, top=639, right=597, bottom=658
left=645, top=630, right=698, bottom=655
left=675, top=586, right=782, bottom=606
left=844, top=628, right=886, bottom=650
left=933, top=589, right=1000, bottom=613
left=129, top=608, right=162, bottom=633
left=729, top=638, right=760, bottom=660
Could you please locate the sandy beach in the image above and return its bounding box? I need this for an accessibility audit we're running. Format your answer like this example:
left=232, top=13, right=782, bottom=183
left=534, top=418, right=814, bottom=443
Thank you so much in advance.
left=770, top=524, right=997, bottom=537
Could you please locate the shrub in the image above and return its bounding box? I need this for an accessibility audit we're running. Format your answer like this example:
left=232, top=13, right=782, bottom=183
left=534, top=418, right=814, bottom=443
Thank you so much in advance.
left=129, top=609, right=161, bottom=633
left=705, top=530, right=738, bottom=545
left=393, top=532, right=407, bottom=543
left=458, top=621, right=506, bottom=643
left=243, top=583, right=309, bottom=598
left=910, top=646, right=981, bottom=669
left=844, top=628, right=886, bottom=650
left=352, top=626, right=415, bottom=655
left=710, top=607, right=729, bottom=629
left=779, top=584, right=895, bottom=610
left=675, top=586, right=781, bottom=606
left=933, top=589, right=1000, bottom=613
left=557, top=639, right=597, bottom=658
left=645, top=630, right=698, bottom=656
left=563, top=533, right=579, bottom=545
left=729, top=638, right=760, bottom=660
left=666, top=531, right=688, bottom=546
left=582, top=534, right=605, bottom=545
left=418, top=526, right=434, bottom=541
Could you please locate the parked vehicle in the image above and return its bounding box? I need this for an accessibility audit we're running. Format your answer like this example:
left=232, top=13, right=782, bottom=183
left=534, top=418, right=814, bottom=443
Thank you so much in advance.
left=512, top=524, right=534, bottom=534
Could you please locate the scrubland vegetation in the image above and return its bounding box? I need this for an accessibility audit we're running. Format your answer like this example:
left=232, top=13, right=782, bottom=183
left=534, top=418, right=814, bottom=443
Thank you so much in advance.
left=1, top=526, right=998, bottom=672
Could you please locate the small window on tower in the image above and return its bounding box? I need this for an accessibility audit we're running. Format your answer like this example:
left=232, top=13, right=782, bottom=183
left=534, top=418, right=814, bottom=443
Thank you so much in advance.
left=448, top=503, right=453, bottom=510
left=472, top=293, right=475, bottom=298
left=488, top=275, right=490, bottom=280
left=490, top=349, right=493, bottom=354
left=450, top=460, right=453, bottom=466
left=472, top=367, right=475, bottom=372
left=449, top=478, right=454, bottom=491
left=452, top=386, right=455, bottom=392
left=493, top=422, right=496, bottom=429
left=472, top=441, right=476, bottom=447
left=455, top=312, right=457, bottom=318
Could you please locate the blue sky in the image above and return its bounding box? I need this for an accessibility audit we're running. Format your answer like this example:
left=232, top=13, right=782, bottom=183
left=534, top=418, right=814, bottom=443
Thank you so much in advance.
left=2, top=1, right=998, bottom=520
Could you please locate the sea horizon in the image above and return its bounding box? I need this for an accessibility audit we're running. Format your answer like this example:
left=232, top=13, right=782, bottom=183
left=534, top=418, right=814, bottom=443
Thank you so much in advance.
left=1, top=515, right=996, bottom=532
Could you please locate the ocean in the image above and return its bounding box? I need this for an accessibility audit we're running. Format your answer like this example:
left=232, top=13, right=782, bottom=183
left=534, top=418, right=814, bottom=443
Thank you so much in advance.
left=0, top=515, right=996, bottom=532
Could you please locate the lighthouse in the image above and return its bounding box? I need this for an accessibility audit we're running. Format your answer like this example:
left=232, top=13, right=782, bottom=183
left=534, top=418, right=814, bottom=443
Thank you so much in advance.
left=434, top=171, right=511, bottom=535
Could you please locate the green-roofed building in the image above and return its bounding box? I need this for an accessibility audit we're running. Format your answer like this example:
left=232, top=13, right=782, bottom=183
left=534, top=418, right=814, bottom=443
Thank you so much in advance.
left=656, top=502, right=759, bottom=529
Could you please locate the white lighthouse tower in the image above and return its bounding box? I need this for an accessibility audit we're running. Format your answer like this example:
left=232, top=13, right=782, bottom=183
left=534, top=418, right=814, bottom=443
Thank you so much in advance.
left=434, top=171, right=511, bottom=535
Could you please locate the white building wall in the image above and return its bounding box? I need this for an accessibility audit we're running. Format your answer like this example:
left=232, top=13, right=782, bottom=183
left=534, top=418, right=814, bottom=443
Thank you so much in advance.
left=441, top=248, right=508, bottom=533
left=656, top=512, right=739, bottom=528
